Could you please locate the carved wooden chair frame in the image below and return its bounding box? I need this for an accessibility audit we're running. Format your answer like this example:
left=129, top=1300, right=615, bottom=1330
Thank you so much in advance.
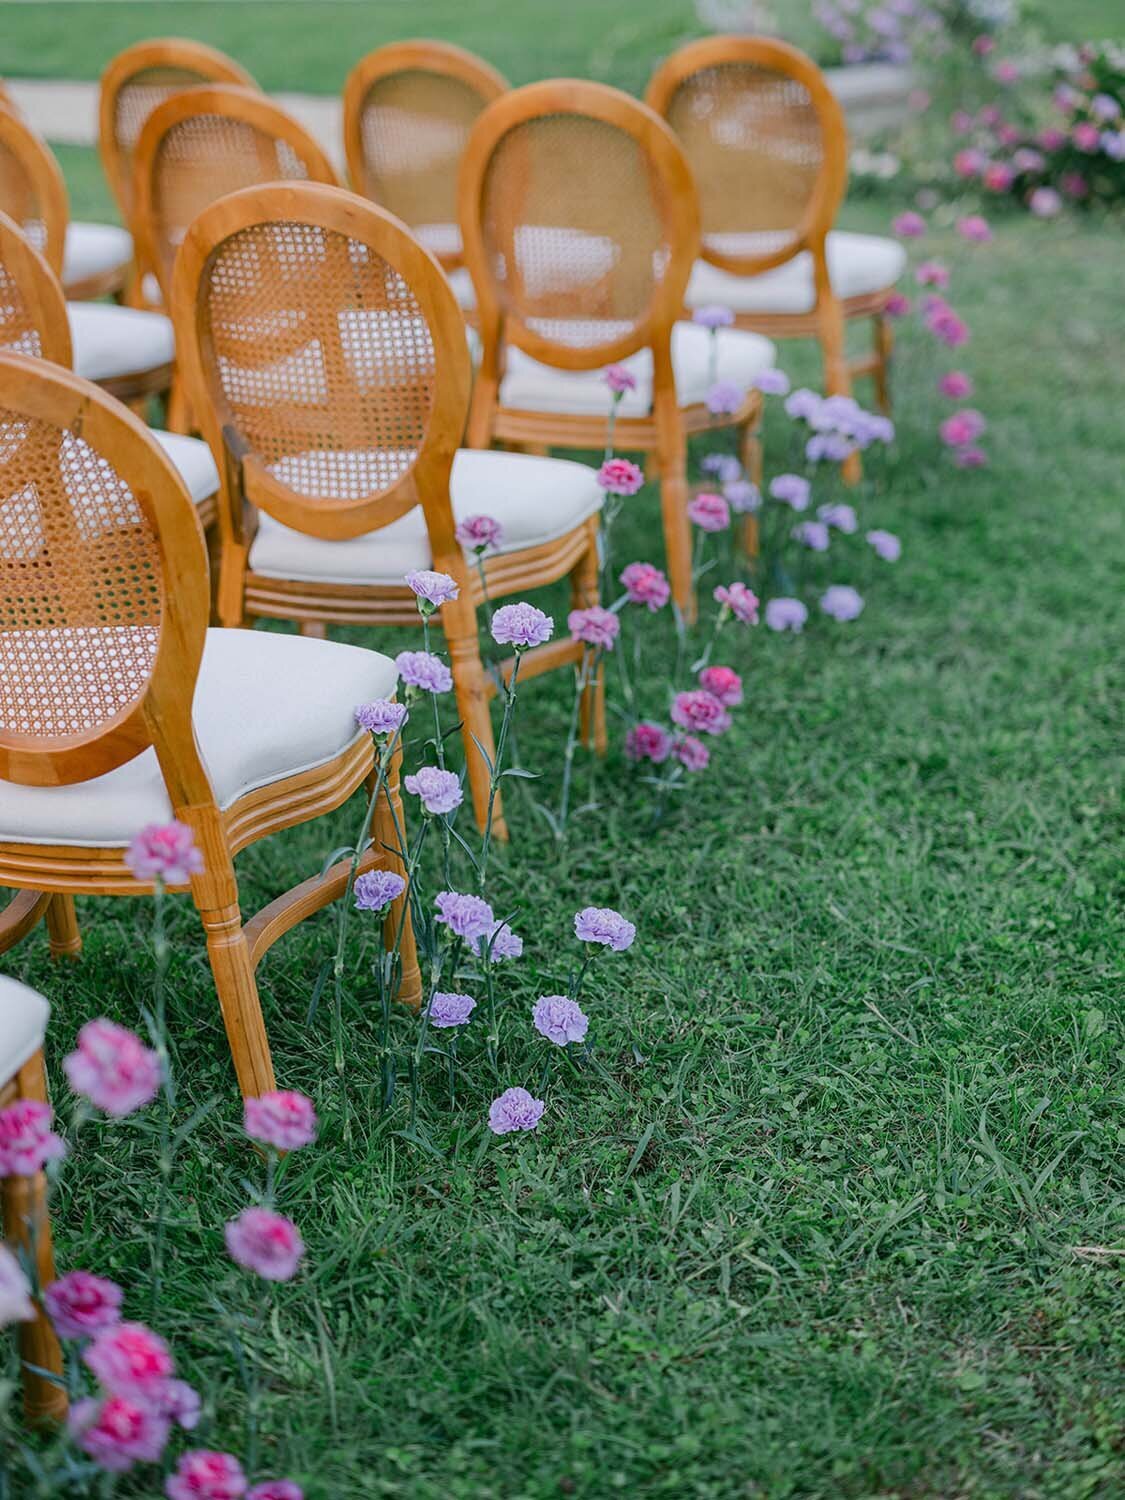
left=458, top=79, right=762, bottom=619
left=0, top=353, right=420, bottom=1100
left=172, top=182, right=603, bottom=838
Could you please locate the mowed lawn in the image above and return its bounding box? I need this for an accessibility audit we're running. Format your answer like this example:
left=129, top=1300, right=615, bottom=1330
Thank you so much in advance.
left=4, top=8, right=1125, bottom=1498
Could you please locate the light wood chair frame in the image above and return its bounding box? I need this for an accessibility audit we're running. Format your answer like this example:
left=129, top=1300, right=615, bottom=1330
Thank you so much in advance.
left=342, top=39, right=508, bottom=272
left=0, top=353, right=420, bottom=1099
left=98, top=36, right=258, bottom=306
left=172, top=182, right=604, bottom=839
left=2, top=1039, right=66, bottom=1426
left=457, top=79, right=763, bottom=620
left=646, top=37, right=897, bottom=427
left=132, top=84, right=340, bottom=433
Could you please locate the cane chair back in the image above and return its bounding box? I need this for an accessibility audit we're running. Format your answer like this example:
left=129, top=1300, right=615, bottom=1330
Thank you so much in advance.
left=133, top=86, right=340, bottom=305
left=172, top=182, right=472, bottom=546
left=343, top=41, right=506, bottom=268
left=0, top=112, right=68, bottom=277
left=0, top=353, right=209, bottom=792
left=459, top=80, right=699, bottom=372
left=0, top=211, right=73, bottom=366
left=645, top=37, right=847, bottom=279
left=99, top=39, right=257, bottom=230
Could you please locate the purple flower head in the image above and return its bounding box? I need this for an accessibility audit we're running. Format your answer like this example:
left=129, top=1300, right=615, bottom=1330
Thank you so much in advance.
left=45, top=1271, right=124, bottom=1341
left=866, top=529, right=902, bottom=561
left=705, top=379, right=744, bottom=416
left=793, top=520, right=830, bottom=552
left=243, top=1091, right=318, bottom=1152
left=455, top=513, right=503, bottom=553
left=940, top=408, right=987, bottom=447
left=724, top=479, right=760, bottom=513
left=1091, top=92, right=1122, bottom=122
left=0, top=1246, right=34, bottom=1325
left=885, top=292, right=911, bottom=318
left=125, top=822, right=203, bottom=887
left=568, top=606, right=620, bottom=650
left=674, top=735, right=710, bottom=771
left=769, top=474, right=810, bottom=511
left=915, top=259, right=950, bottom=289
left=671, top=690, right=731, bottom=736
left=806, top=433, right=853, bottom=464
left=820, top=584, right=865, bottom=621
left=693, top=303, right=734, bottom=330
left=956, top=215, right=993, bottom=243
left=1029, top=186, right=1063, bottom=218
left=469, top=920, right=524, bottom=961
left=532, top=995, right=589, bottom=1047
left=355, top=699, right=408, bottom=738
left=491, top=602, right=553, bottom=649
left=427, top=992, right=477, bottom=1029
left=926, top=305, right=970, bottom=348
left=938, top=371, right=973, bottom=400
left=604, top=364, right=637, bottom=395
left=160, top=1379, right=202, bottom=1431
left=688, top=491, right=730, bottom=532
left=395, top=650, right=452, bottom=694
left=63, top=1019, right=161, bottom=1118
left=597, top=458, right=644, bottom=496
left=1101, top=130, right=1125, bottom=160
left=784, top=387, right=823, bottom=421
left=818, top=502, right=858, bottom=534
left=405, top=569, right=459, bottom=612
left=224, top=1207, right=304, bottom=1283
left=353, top=869, right=405, bottom=913
left=700, top=452, right=743, bottom=483
left=575, top=906, right=636, bottom=952
left=69, top=1394, right=171, bottom=1473
left=620, top=561, right=670, bottom=611
left=0, top=1099, right=66, bottom=1176
left=165, top=1451, right=248, bottom=1500
left=625, top=721, right=672, bottom=764
left=954, top=445, right=989, bottom=469
left=765, top=597, right=809, bottom=633
left=435, top=890, right=494, bottom=942
left=753, top=368, right=791, bottom=396
left=405, top=766, right=464, bottom=816
left=713, top=581, right=760, bottom=624
left=488, top=1087, right=545, bottom=1135
left=892, top=210, right=927, bottom=238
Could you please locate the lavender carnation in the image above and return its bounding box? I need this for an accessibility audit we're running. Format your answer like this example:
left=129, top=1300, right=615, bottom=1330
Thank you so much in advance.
left=820, top=584, right=865, bottom=622
left=866, top=528, right=902, bottom=562
left=705, top=379, right=743, bottom=416
left=488, top=1087, right=545, bottom=1135
left=818, top=503, right=858, bottom=534
left=765, top=597, right=809, bottom=633
left=491, top=602, right=553, bottom=649
left=469, top=921, right=524, bottom=961
left=693, top=303, right=734, bottom=330
left=395, top=650, right=452, bottom=694
left=435, top=891, right=495, bottom=942
left=724, top=479, right=760, bottom=513
left=532, top=996, right=589, bottom=1047
left=355, top=699, right=407, bottom=738
left=568, top=606, right=620, bottom=650
left=427, top=992, right=477, bottom=1028
left=574, top=906, right=635, bottom=952
left=753, top=368, right=791, bottom=396
left=404, top=766, right=463, bottom=815
left=354, top=869, right=406, bottom=912
left=405, top=570, right=459, bottom=608
left=769, top=474, right=810, bottom=511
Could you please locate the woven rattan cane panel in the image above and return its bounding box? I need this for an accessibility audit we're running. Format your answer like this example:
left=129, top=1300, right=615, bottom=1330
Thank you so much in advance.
left=663, top=62, right=823, bottom=264
left=357, top=69, right=490, bottom=252
left=0, top=262, right=44, bottom=359
left=0, top=411, right=163, bottom=739
left=150, top=115, right=317, bottom=289
left=112, top=66, right=220, bottom=217
left=200, top=220, right=437, bottom=501
left=479, top=114, right=672, bottom=351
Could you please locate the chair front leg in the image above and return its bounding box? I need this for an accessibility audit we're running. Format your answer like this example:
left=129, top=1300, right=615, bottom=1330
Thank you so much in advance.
left=871, top=310, right=894, bottom=415
left=817, top=291, right=862, bottom=486
left=442, top=595, right=507, bottom=841
left=373, top=743, right=422, bottom=1011
left=2, top=1051, right=66, bottom=1426
left=652, top=385, right=695, bottom=624
left=570, top=516, right=607, bottom=754
left=44, top=895, right=81, bottom=960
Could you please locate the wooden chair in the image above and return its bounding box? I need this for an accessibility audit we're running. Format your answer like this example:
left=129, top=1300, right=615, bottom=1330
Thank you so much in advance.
left=132, top=85, right=339, bottom=432
left=171, top=182, right=606, bottom=838
left=645, top=38, right=906, bottom=431
left=1, top=975, right=65, bottom=1425
left=0, top=111, right=177, bottom=407
left=0, top=352, right=420, bottom=1099
left=457, top=80, right=777, bottom=619
left=343, top=40, right=506, bottom=296
left=0, top=209, right=220, bottom=527
left=98, top=37, right=258, bottom=307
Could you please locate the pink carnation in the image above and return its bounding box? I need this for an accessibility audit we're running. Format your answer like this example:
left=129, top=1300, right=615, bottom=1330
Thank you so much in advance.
left=983, top=162, right=1014, bottom=191
left=597, top=458, right=644, bottom=496
left=604, top=364, right=637, bottom=395
left=45, top=1271, right=124, bottom=1341
left=620, top=561, right=670, bottom=611
left=248, top=1486, right=304, bottom=1500
left=568, top=606, right=620, bottom=650
left=125, top=821, right=203, bottom=886
left=1029, top=186, right=1063, bottom=218
left=953, top=148, right=986, bottom=178
left=1073, top=122, right=1100, bottom=152
left=673, top=736, right=710, bottom=772
left=940, top=409, right=987, bottom=447
left=713, top=582, right=759, bottom=624
left=63, top=1019, right=161, bottom=1117
left=698, top=666, right=742, bottom=707
left=892, top=211, right=926, bottom=238
left=69, top=1394, right=171, bottom=1473
left=687, top=491, right=730, bottom=532
left=957, top=215, right=993, bottom=243
left=671, top=691, right=731, bottom=737
left=165, top=1450, right=248, bottom=1500
left=954, top=446, right=989, bottom=468
left=243, top=1091, right=318, bottom=1152
left=915, top=260, right=950, bottom=289
left=455, top=513, right=502, bottom=553
left=0, top=1099, right=66, bottom=1176
left=938, top=371, right=973, bottom=399
left=624, top=721, right=672, bottom=764
left=84, top=1322, right=175, bottom=1402
left=885, top=292, right=912, bottom=317
left=224, top=1208, right=304, bottom=1283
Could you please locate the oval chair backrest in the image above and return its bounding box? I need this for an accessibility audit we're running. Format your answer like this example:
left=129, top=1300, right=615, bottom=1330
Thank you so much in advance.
left=98, top=38, right=258, bottom=230
left=458, top=79, right=700, bottom=372
left=645, top=37, right=847, bottom=279
left=133, top=85, right=340, bottom=306
left=343, top=41, right=507, bottom=269
left=0, top=210, right=73, bottom=366
left=0, top=353, right=209, bottom=791
left=171, top=182, right=472, bottom=546
left=0, top=111, right=68, bottom=278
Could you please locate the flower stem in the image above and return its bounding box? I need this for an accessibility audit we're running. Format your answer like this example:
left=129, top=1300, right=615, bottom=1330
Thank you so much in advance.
left=477, top=651, right=522, bottom=891
left=556, top=649, right=593, bottom=836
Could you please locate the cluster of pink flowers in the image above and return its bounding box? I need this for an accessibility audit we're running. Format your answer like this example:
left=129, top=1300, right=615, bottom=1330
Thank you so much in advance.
left=0, top=1098, right=66, bottom=1175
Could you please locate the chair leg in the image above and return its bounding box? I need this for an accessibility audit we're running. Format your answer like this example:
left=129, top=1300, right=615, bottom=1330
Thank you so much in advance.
left=740, top=416, right=763, bottom=559
left=443, top=599, right=507, bottom=841
left=872, top=312, right=894, bottom=415
left=653, top=400, right=695, bottom=623
left=570, top=521, right=607, bottom=754
left=819, top=295, right=862, bottom=487
left=2, top=1051, right=66, bottom=1426
left=44, top=895, right=81, bottom=960
left=197, top=901, right=277, bottom=1100
left=373, top=746, right=422, bottom=1010
left=0, top=891, right=51, bottom=955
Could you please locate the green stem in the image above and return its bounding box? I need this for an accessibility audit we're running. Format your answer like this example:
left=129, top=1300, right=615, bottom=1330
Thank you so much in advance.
left=151, top=880, right=172, bottom=1316
left=477, top=651, right=522, bottom=891
left=557, top=649, right=593, bottom=836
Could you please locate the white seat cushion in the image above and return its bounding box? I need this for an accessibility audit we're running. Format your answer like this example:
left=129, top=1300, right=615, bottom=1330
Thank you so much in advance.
left=62, top=221, right=133, bottom=292
left=685, top=231, right=907, bottom=317
left=151, top=431, right=219, bottom=505
left=249, top=447, right=603, bottom=585
left=0, top=630, right=396, bottom=847
left=0, top=976, right=49, bottom=1082
left=448, top=267, right=477, bottom=311
left=498, top=322, right=776, bottom=418
left=68, top=303, right=175, bottom=383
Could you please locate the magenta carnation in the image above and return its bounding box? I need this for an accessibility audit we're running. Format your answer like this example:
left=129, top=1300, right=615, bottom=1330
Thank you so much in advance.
left=597, top=458, right=644, bottom=496
left=455, top=513, right=503, bottom=553
left=892, top=211, right=926, bottom=238
left=688, top=491, right=730, bottom=532
left=83, top=1322, right=175, bottom=1402
left=625, top=721, right=672, bottom=764
left=248, top=1485, right=304, bottom=1500
left=243, top=1091, right=318, bottom=1152
left=671, top=690, right=731, bottom=736
left=224, top=1208, right=305, bottom=1283
left=713, top=582, right=760, bottom=624
left=604, top=364, right=637, bottom=395
left=940, top=408, right=987, bottom=447
left=165, top=1450, right=248, bottom=1500
left=45, top=1271, right=124, bottom=1341
left=125, top=822, right=203, bottom=886
left=957, top=214, right=993, bottom=243
left=568, top=606, right=620, bottom=650
left=0, top=1099, right=66, bottom=1176
left=674, top=735, right=710, bottom=771
left=620, top=561, right=670, bottom=611
left=938, top=371, right=973, bottom=399
left=698, top=666, right=742, bottom=707
left=915, top=260, right=950, bottom=288
left=69, top=1394, right=171, bottom=1472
